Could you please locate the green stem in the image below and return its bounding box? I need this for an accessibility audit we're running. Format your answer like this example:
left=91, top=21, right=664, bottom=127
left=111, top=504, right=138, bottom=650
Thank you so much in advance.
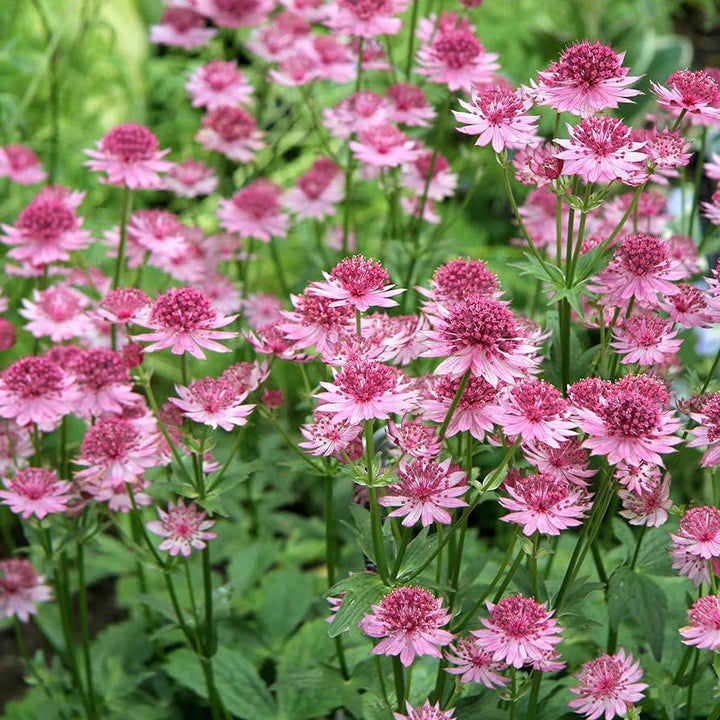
left=526, top=672, right=543, bottom=720
left=674, top=645, right=694, bottom=684
left=684, top=648, right=700, bottom=720
left=492, top=545, right=524, bottom=603
left=76, top=542, right=98, bottom=719
left=688, top=126, right=707, bottom=240
left=509, top=668, right=517, bottom=720
left=630, top=525, right=647, bottom=571
left=13, top=618, right=52, bottom=696
left=701, top=346, right=720, bottom=394
left=324, top=475, right=338, bottom=586
left=366, top=421, right=389, bottom=583
left=404, top=0, right=420, bottom=78
left=529, top=533, right=540, bottom=599
left=438, top=370, right=470, bottom=441
left=392, top=657, right=405, bottom=712
left=112, top=186, right=133, bottom=290
left=269, top=237, right=291, bottom=298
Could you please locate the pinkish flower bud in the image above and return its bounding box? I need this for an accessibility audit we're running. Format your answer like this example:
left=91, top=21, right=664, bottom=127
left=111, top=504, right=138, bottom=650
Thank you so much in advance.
left=262, top=388, right=284, bottom=408
left=121, top=342, right=144, bottom=368
left=0, top=319, right=16, bottom=351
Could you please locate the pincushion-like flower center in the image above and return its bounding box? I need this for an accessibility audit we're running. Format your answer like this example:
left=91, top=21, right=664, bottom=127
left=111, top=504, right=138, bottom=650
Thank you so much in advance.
left=432, top=259, right=498, bottom=302
left=601, top=392, right=660, bottom=438
left=668, top=69, right=720, bottom=105
left=445, top=297, right=519, bottom=353
left=298, top=170, right=332, bottom=199
left=295, top=294, right=352, bottom=326
left=351, top=91, right=385, bottom=118
left=473, top=87, right=524, bottom=123
left=204, top=106, right=257, bottom=142
left=490, top=595, right=546, bottom=637
left=0, top=560, right=38, bottom=594
left=339, top=0, right=390, bottom=21
left=620, top=315, right=670, bottom=348
left=82, top=419, right=139, bottom=461
left=617, top=233, right=669, bottom=276
left=162, top=8, right=206, bottom=31
left=4, top=357, right=64, bottom=398
left=100, top=124, right=159, bottom=162
left=231, top=181, right=280, bottom=218
left=511, top=380, right=567, bottom=422
left=101, top=287, right=151, bottom=322
left=572, top=116, right=631, bottom=157
left=554, top=42, right=622, bottom=86
left=187, top=377, right=237, bottom=413
left=336, top=361, right=397, bottom=402
left=71, top=349, right=129, bottom=390
left=397, top=460, right=448, bottom=501
left=377, top=587, right=438, bottom=632
left=680, top=506, right=720, bottom=542
left=388, top=83, right=426, bottom=110
left=360, top=124, right=406, bottom=154
left=17, top=199, right=76, bottom=242
left=150, top=288, right=217, bottom=331
left=688, top=596, right=720, bottom=629
left=5, top=146, right=38, bottom=170
left=202, top=60, right=239, bottom=90
left=37, top=287, right=83, bottom=322
left=415, top=151, right=449, bottom=179
left=330, top=255, right=390, bottom=295
left=434, top=30, right=481, bottom=69
left=10, top=468, right=58, bottom=500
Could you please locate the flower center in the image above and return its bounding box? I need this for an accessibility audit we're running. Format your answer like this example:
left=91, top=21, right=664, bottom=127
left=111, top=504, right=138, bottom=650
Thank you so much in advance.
left=150, top=288, right=217, bottom=331
left=434, top=30, right=481, bottom=69
left=100, top=124, right=159, bottom=162
left=17, top=198, right=76, bottom=242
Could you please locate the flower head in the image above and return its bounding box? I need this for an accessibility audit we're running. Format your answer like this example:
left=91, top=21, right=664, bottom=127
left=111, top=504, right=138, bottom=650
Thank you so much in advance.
left=0, top=467, right=71, bottom=519
left=326, top=0, right=408, bottom=38
left=359, top=586, right=454, bottom=666
left=618, top=472, right=671, bottom=527
left=150, top=7, right=216, bottom=48
left=444, top=636, right=509, bottom=686
left=165, top=159, right=219, bottom=198
left=394, top=701, right=455, bottom=720
left=196, top=0, right=274, bottom=27
left=386, top=417, right=441, bottom=459
left=98, top=287, right=151, bottom=325
left=387, top=83, right=436, bottom=127
left=350, top=123, right=420, bottom=167
left=217, top=179, right=287, bottom=241
left=299, top=411, right=363, bottom=457
left=0, top=145, right=47, bottom=185
left=651, top=69, right=720, bottom=125
left=20, top=285, right=92, bottom=342
left=610, top=314, right=682, bottom=366
left=0, top=559, right=51, bottom=622
left=186, top=59, right=253, bottom=109
left=523, top=439, right=596, bottom=486
left=170, top=377, right=254, bottom=431
left=147, top=500, right=217, bottom=556
left=195, top=106, right=264, bottom=162
left=670, top=506, right=720, bottom=560
left=679, top=595, right=720, bottom=650
left=279, top=292, right=354, bottom=353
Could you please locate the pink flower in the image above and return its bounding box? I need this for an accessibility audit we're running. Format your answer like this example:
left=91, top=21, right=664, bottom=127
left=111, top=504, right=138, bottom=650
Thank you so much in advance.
left=417, top=258, right=500, bottom=313
left=170, top=377, right=254, bottom=431
left=84, top=124, right=171, bottom=189
left=670, top=506, right=720, bottom=560
left=610, top=314, right=682, bottom=366
left=445, top=637, right=509, bottom=686
left=310, top=36, right=354, bottom=83
left=651, top=69, right=720, bottom=125
left=423, top=296, right=538, bottom=384
left=387, top=83, right=436, bottom=127
left=644, top=129, right=693, bottom=174
left=0, top=145, right=47, bottom=184
left=242, top=293, right=285, bottom=330
left=2, top=189, right=92, bottom=267
left=359, top=586, right=454, bottom=667
left=702, top=188, right=720, bottom=226
left=134, top=287, right=237, bottom=360
left=245, top=321, right=311, bottom=362
left=499, top=472, right=589, bottom=536
left=196, top=0, right=274, bottom=28
left=186, top=60, right=253, bottom=109
left=454, top=85, right=539, bottom=152
left=687, top=394, right=720, bottom=467
left=659, top=283, right=711, bottom=328
left=217, top=180, right=288, bottom=241
left=283, top=160, right=344, bottom=219
left=670, top=549, right=713, bottom=588
left=568, top=649, right=647, bottom=720
left=298, top=411, right=362, bottom=457
left=0, top=467, right=71, bottom=519
left=614, top=461, right=663, bottom=495
left=514, top=143, right=565, bottom=187
left=416, top=14, right=499, bottom=92
left=127, top=210, right=189, bottom=260
left=0, top=356, right=78, bottom=431
left=554, top=116, right=648, bottom=185
left=315, top=359, right=417, bottom=424
left=400, top=150, right=458, bottom=202
left=473, top=594, right=563, bottom=669
left=97, top=287, right=151, bottom=325
left=0, top=559, right=51, bottom=622
left=528, top=42, right=641, bottom=117
left=195, top=106, right=264, bottom=162
left=325, top=0, right=408, bottom=38
left=350, top=123, right=421, bottom=167
left=164, top=159, right=219, bottom=198
left=279, top=292, right=354, bottom=354
left=246, top=10, right=312, bottom=63
left=0, top=421, right=33, bottom=475
left=147, top=500, right=217, bottom=556
left=20, top=285, right=92, bottom=342
left=323, top=90, right=391, bottom=140
left=379, top=458, right=468, bottom=527
left=680, top=595, right=720, bottom=650
left=618, top=473, right=671, bottom=527
left=309, top=255, right=404, bottom=311
left=222, top=361, right=270, bottom=394
left=386, top=417, right=441, bottom=459
left=394, top=701, right=455, bottom=720
left=523, top=439, right=596, bottom=486
left=149, top=8, right=217, bottom=48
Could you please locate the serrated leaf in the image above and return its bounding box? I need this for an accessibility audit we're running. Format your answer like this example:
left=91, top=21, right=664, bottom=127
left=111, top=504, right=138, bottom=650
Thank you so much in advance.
left=511, top=253, right=565, bottom=288
left=276, top=667, right=362, bottom=720
left=135, top=593, right=182, bottom=626
left=326, top=572, right=386, bottom=639
left=257, top=567, right=316, bottom=646
left=396, top=527, right=435, bottom=579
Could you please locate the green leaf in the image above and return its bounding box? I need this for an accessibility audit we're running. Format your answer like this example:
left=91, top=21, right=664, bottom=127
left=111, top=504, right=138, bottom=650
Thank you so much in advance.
left=395, top=527, right=435, bottom=579
left=636, top=527, right=674, bottom=576
left=612, top=518, right=637, bottom=565
left=276, top=667, right=362, bottom=720
left=257, top=567, right=317, bottom=646
left=135, top=593, right=182, bottom=626
left=327, top=572, right=386, bottom=639
left=511, top=253, right=565, bottom=288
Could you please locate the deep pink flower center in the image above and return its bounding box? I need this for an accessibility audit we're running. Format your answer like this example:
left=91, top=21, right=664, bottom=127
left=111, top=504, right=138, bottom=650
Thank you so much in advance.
left=680, top=506, right=720, bottom=541
left=296, top=294, right=352, bottom=325
left=170, top=160, right=211, bottom=185
left=214, top=0, right=260, bottom=16
left=397, top=460, right=448, bottom=499
left=231, top=181, right=280, bottom=218
left=445, top=297, right=519, bottom=353
left=331, top=256, right=390, bottom=295
left=512, top=380, right=567, bottom=422
left=162, top=8, right=206, bottom=31
left=204, top=106, right=257, bottom=141
left=377, top=587, right=438, bottom=632
left=82, top=419, right=139, bottom=461
left=435, top=375, right=496, bottom=408
left=17, top=199, right=76, bottom=242
left=202, top=60, right=240, bottom=89
left=432, top=259, right=498, bottom=302
left=670, top=284, right=704, bottom=312
left=5, top=146, right=39, bottom=170
left=617, top=233, right=669, bottom=276
left=38, top=287, right=82, bottom=321
left=490, top=595, right=547, bottom=637
left=473, top=87, right=524, bottom=123
left=101, top=287, right=151, bottom=322
left=339, top=0, right=390, bottom=22
left=100, top=124, right=159, bottom=162
left=650, top=131, right=685, bottom=164
left=579, top=656, right=625, bottom=695
left=514, top=474, right=569, bottom=511
left=351, top=91, right=385, bottom=118
left=4, top=357, right=64, bottom=398
left=621, top=315, right=670, bottom=348
left=388, top=83, right=426, bottom=110
left=71, top=349, right=129, bottom=390
left=188, top=378, right=237, bottom=413
left=434, top=30, right=481, bottom=69
left=554, top=42, right=622, bottom=86
left=0, top=560, right=38, bottom=594
left=313, top=37, right=346, bottom=63
left=10, top=468, right=59, bottom=500
left=668, top=70, right=720, bottom=105
left=150, top=288, right=217, bottom=331
left=688, top=596, right=720, bottom=629
left=573, top=116, right=632, bottom=156
left=298, top=169, right=332, bottom=199
left=337, top=361, right=397, bottom=402
left=360, top=124, right=406, bottom=153
left=601, top=392, right=660, bottom=438
left=415, top=151, right=449, bottom=178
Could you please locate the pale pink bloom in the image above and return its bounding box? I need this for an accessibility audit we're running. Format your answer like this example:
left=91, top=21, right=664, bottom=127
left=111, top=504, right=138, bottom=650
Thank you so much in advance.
left=0, top=559, right=51, bottom=622
left=349, top=36, right=390, bottom=71
left=532, top=648, right=567, bottom=672
left=499, top=472, right=589, bottom=536
left=222, top=360, right=270, bottom=395
left=644, top=128, right=692, bottom=174
left=147, top=500, right=217, bottom=556
left=610, top=314, right=682, bottom=366
left=84, top=124, right=171, bottom=189
left=359, top=586, right=453, bottom=667
left=527, top=42, right=641, bottom=117
left=614, top=461, right=663, bottom=495
left=20, top=285, right=92, bottom=342
left=325, top=0, right=408, bottom=38
left=149, top=226, right=208, bottom=283
left=246, top=10, right=312, bottom=63
left=386, top=417, right=441, bottom=459
left=598, top=190, right=670, bottom=239
left=217, top=179, right=288, bottom=241
left=171, top=377, right=254, bottom=431
left=671, top=506, right=720, bottom=560
left=315, top=359, right=417, bottom=424
left=569, top=649, right=647, bottom=720
left=670, top=548, right=713, bottom=587
left=196, top=0, right=274, bottom=26
left=279, top=292, right=354, bottom=353
left=360, top=313, right=428, bottom=366
left=309, top=255, right=404, bottom=311
left=186, top=60, right=253, bottom=109
left=0, top=356, right=78, bottom=431
left=702, top=188, right=720, bottom=225
left=134, top=287, right=237, bottom=360
left=195, top=106, right=264, bottom=162
left=514, top=144, right=565, bottom=187
left=474, top=594, right=563, bottom=669
left=491, top=380, right=576, bottom=448
left=0, top=467, right=71, bottom=519
left=523, top=440, right=596, bottom=486
left=618, top=473, right=671, bottom=527
left=350, top=123, right=421, bottom=167
left=577, top=381, right=681, bottom=467
left=128, top=210, right=189, bottom=260
left=659, top=283, right=711, bottom=327
left=242, top=293, right=284, bottom=329
left=401, top=150, right=458, bottom=201
left=423, top=297, right=538, bottom=384
left=707, top=152, right=720, bottom=180
left=680, top=595, right=720, bottom=650
left=445, top=637, right=509, bottom=686
left=416, top=14, right=499, bottom=92
left=164, top=159, right=218, bottom=198
left=687, top=394, right=720, bottom=467
left=387, top=83, right=436, bottom=127
left=310, top=36, right=354, bottom=83
left=380, top=458, right=468, bottom=527
left=245, top=322, right=311, bottom=362
left=97, top=287, right=151, bottom=326
left=269, top=51, right=320, bottom=87
left=280, top=0, right=328, bottom=24
left=401, top=196, right=440, bottom=225
left=283, top=160, right=344, bottom=219
left=0, top=145, right=47, bottom=184
left=298, top=411, right=362, bottom=456
left=150, top=7, right=217, bottom=48
left=90, top=475, right=153, bottom=513
left=0, top=421, right=33, bottom=475
left=554, top=116, right=648, bottom=185
left=1, top=189, right=92, bottom=268
left=323, top=90, right=391, bottom=140
left=454, top=85, right=539, bottom=152
left=651, top=69, right=720, bottom=125
left=394, top=701, right=455, bottom=720
left=417, top=257, right=500, bottom=314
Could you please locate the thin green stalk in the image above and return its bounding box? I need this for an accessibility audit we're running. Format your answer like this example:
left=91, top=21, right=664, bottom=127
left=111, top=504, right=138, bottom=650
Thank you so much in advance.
left=269, top=237, right=290, bottom=298
left=438, top=370, right=470, bottom=441
left=112, top=187, right=134, bottom=290
left=492, top=546, right=524, bottom=603
left=526, top=672, right=543, bottom=720
left=509, top=668, right=517, bottom=720
left=392, top=657, right=405, bottom=712
left=404, top=0, right=420, bottom=78
left=76, top=542, right=98, bottom=719
left=674, top=645, right=694, bottom=684
left=630, top=525, right=647, bottom=571
left=529, top=533, right=540, bottom=599
left=701, top=346, right=720, bottom=393
left=566, top=183, right=593, bottom=285
left=207, top=425, right=247, bottom=492
left=366, top=421, right=390, bottom=583
left=688, top=126, right=707, bottom=240
left=435, top=525, right=444, bottom=584
left=324, top=475, right=338, bottom=586
left=598, top=183, right=646, bottom=254
left=13, top=618, right=52, bottom=697
left=684, top=648, right=700, bottom=720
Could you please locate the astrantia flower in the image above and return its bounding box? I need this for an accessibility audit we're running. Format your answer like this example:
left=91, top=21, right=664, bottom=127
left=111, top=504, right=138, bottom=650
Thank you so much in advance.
left=687, top=394, right=720, bottom=467
left=387, top=83, right=436, bottom=127
left=279, top=292, right=354, bottom=354
left=170, top=377, right=254, bottom=431
left=217, top=179, right=288, bottom=242
left=659, top=283, right=711, bottom=328
left=242, top=293, right=284, bottom=330
left=386, top=417, right=441, bottom=459
left=523, top=439, right=596, bottom=486
left=97, top=287, right=151, bottom=325
left=326, top=0, right=408, bottom=39
left=311, top=36, right=354, bottom=83
left=299, top=411, right=363, bottom=457
left=283, top=160, right=344, bottom=220
left=702, top=189, right=720, bottom=226
left=350, top=123, right=421, bottom=167
left=186, top=60, right=253, bottom=109
left=0, top=356, right=77, bottom=431
left=645, top=129, right=692, bottom=174
left=195, top=106, right=264, bottom=162
left=222, top=361, right=270, bottom=395
left=554, top=116, right=647, bottom=185
left=165, top=159, right=219, bottom=198
left=651, top=69, right=720, bottom=125
left=400, top=150, right=458, bottom=202
left=134, top=287, right=237, bottom=360
left=499, top=472, right=589, bottom=536
left=84, top=123, right=171, bottom=189
left=423, top=296, right=538, bottom=383
left=670, top=506, right=720, bottom=560
left=473, top=594, right=563, bottom=668
left=417, top=258, right=500, bottom=314
left=445, top=637, right=509, bottom=686
left=0, top=559, right=51, bottom=622
left=379, top=458, right=468, bottom=527
left=147, top=500, right=217, bottom=556
left=196, top=0, right=274, bottom=27
left=568, top=649, right=647, bottom=720
left=528, top=42, right=641, bottom=117
left=394, top=701, right=455, bottom=720
left=19, top=285, right=92, bottom=342
left=323, top=90, right=391, bottom=140
left=0, top=467, right=71, bottom=519
left=671, top=548, right=714, bottom=587
left=149, top=8, right=217, bottom=48
left=454, top=85, right=539, bottom=152
left=610, top=314, right=682, bottom=366
left=679, top=595, right=720, bottom=650
left=359, top=586, right=453, bottom=667
left=315, top=359, right=417, bottom=424
left=618, top=473, right=671, bottom=527
left=614, top=461, right=662, bottom=495
left=514, top=143, right=565, bottom=187
left=309, top=255, right=404, bottom=311
left=0, top=145, right=47, bottom=185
